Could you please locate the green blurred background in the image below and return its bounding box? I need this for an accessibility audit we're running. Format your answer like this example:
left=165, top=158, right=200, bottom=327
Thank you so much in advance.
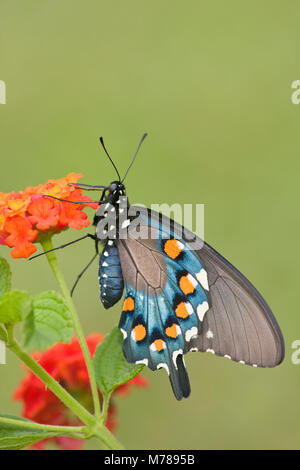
left=0, top=0, right=299, bottom=449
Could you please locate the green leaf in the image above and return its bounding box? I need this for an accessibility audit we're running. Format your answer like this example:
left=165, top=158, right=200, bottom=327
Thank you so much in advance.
left=0, top=257, right=11, bottom=299
left=0, top=290, right=32, bottom=324
left=22, top=290, right=73, bottom=351
left=0, top=414, right=61, bottom=450
left=93, top=326, right=144, bottom=398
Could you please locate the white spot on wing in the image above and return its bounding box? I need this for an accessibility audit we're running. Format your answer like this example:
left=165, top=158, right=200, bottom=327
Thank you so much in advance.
left=157, top=363, right=169, bottom=375
left=121, top=219, right=130, bottom=229
left=104, top=251, right=108, bottom=257
left=185, top=327, right=198, bottom=342
left=136, top=359, right=148, bottom=366
left=224, top=354, right=231, bottom=359
left=186, top=302, right=194, bottom=315
left=102, top=262, right=108, bottom=267
left=187, top=273, right=198, bottom=287
left=196, top=301, right=209, bottom=321
left=172, top=349, right=183, bottom=368
left=120, top=329, right=127, bottom=339
left=196, top=268, right=209, bottom=291
left=239, top=360, right=245, bottom=365
left=108, top=240, right=113, bottom=246
left=176, top=240, right=184, bottom=251
left=176, top=325, right=182, bottom=335
left=206, top=329, right=213, bottom=339
left=206, top=348, right=215, bottom=354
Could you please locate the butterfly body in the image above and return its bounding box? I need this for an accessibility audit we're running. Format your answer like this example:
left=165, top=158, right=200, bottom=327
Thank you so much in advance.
left=94, top=180, right=127, bottom=309
left=99, top=240, right=124, bottom=309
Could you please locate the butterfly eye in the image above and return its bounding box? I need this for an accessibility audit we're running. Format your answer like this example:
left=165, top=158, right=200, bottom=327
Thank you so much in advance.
left=109, top=182, right=118, bottom=193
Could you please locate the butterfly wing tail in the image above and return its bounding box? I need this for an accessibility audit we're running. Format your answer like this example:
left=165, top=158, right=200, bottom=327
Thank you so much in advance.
left=169, top=353, right=191, bottom=401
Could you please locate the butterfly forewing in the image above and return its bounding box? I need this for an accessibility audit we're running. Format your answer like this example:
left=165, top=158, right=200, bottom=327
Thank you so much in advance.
left=191, top=242, right=284, bottom=367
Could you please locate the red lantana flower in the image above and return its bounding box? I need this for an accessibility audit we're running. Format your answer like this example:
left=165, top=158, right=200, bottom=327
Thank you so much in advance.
left=0, top=173, right=97, bottom=259
left=13, top=333, right=147, bottom=450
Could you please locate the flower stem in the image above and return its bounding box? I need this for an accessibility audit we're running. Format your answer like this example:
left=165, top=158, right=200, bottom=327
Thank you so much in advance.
left=0, top=415, right=86, bottom=438
left=7, top=333, right=95, bottom=428
left=40, top=237, right=102, bottom=420
left=94, top=424, right=124, bottom=450
left=102, top=392, right=112, bottom=423
left=7, top=331, right=124, bottom=449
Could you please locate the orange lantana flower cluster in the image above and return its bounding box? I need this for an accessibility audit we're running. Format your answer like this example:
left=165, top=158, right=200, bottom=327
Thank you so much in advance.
left=0, top=173, right=98, bottom=259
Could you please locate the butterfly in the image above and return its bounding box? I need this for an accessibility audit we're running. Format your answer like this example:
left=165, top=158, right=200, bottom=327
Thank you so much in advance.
left=37, top=134, right=285, bottom=401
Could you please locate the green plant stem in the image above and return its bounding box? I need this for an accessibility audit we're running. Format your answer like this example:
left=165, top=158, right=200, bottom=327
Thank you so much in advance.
left=94, top=424, right=124, bottom=450
left=102, top=392, right=111, bottom=423
left=6, top=330, right=95, bottom=428
left=0, top=416, right=86, bottom=437
left=40, top=237, right=101, bottom=421
left=7, top=331, right=124, bottom=449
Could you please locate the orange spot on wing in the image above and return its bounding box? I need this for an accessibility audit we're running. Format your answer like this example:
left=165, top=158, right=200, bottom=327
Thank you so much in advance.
left=179, top=275, right=195, bottom=295
left=133, top=324, right=146, bottom=341
left=175, top=302, right=190, bottom=319
left=166, top=324, right=179, bottom=338
left=154, top=339, right=165, bottom=351
left=123, top=296, right=135, bottom=311
left=164, top=239, right=183, bottom=259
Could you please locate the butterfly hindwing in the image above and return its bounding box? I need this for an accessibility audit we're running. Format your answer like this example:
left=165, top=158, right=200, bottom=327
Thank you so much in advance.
left=117, top=222, right=210, bottom=400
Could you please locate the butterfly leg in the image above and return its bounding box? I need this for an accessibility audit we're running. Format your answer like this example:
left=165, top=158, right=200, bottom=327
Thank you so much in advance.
left=71, top=239, right=99, bottom=296
left=29, top=234, right=97, bottom=260
left=43, top=195, right=101, bottom=204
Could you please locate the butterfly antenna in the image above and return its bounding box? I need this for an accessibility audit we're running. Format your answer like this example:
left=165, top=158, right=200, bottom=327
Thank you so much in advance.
left=99, top=137, right=121, bottom=181
left=121, top=133, right=148, bottom=183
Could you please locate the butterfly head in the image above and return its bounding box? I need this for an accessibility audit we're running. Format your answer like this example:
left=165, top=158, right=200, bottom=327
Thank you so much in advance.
left=108, top=180, right=126, bottom=195
left=93, top=180, right=127, bottom=228
left=97, top=180, right=127, bottom=210
left=102, top=180, right=127, bottom=203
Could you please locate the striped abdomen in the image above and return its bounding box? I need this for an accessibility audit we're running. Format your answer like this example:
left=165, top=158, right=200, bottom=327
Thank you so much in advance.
left=99, top=241, right=124, bottom=309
